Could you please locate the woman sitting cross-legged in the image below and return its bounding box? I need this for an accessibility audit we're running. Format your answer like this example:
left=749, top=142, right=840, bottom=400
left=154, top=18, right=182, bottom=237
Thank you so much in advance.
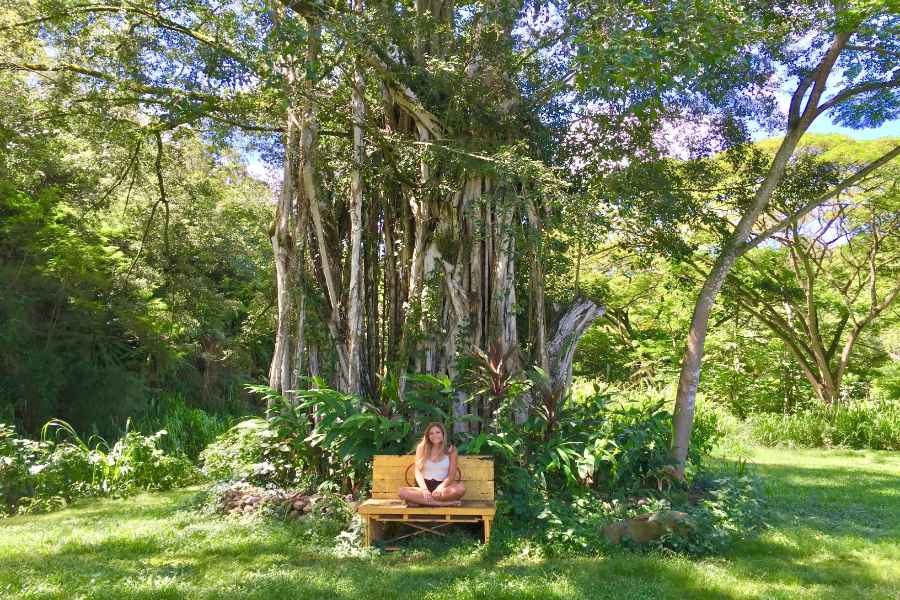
left=398, top=422, right=466, bottom=507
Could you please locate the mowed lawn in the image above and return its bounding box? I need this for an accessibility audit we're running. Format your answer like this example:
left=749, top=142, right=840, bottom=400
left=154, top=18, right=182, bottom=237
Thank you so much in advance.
left=1, top=447, right=898, bottom=600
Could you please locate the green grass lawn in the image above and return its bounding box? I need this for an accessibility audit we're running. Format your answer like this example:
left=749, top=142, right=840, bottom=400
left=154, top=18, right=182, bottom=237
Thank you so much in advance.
left=1, top=447, right=898, bottom=599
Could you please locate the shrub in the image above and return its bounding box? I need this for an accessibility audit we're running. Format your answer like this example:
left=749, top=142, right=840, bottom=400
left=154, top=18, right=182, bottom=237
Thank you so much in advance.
left=748, top=400, right=900, bottom=450
left=871, top=361, right=900, bottom=401
left=1, top=423, right=50, bottom=511
left=199, top=418, right=282, bottom=484
left=134, top=393, right=240, bottom=460
left=461, top=389, right=722, bottom=517
left=649, top=472, right=765, bottom=555
left=1, top=422, right=97, bottom=513
left=201, top=383, right=417, bottom=492
left=0, top=420, right=197, bottom=516
left=532, top=470, right=764, bottom=557
left=291, top=383, right=414, bottom=488
left=105, top=430, right=198, bottom=492
left=235, top=379, right=412, bottom=490
left=196, top=380, right=740, bottom=555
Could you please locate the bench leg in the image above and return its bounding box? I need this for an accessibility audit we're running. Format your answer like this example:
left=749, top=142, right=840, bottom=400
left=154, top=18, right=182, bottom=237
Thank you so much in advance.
left=364, top=517, right=371, bottom=546
left=483, top=518, right=492, bottom=544
left=365, top=517, right=384, bottom=546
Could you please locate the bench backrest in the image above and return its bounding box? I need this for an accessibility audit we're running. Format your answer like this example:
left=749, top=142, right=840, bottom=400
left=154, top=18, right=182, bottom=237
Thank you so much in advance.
left=371, top=454, right=495, bottom=501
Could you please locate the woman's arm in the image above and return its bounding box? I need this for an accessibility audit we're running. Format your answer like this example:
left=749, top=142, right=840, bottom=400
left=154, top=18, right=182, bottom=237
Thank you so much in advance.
left=413, top=448, right=428, bottom=492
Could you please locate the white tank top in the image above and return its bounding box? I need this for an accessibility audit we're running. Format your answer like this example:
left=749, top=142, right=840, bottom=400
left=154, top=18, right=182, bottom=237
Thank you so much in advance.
left=422, top=454, right=450, bottom=480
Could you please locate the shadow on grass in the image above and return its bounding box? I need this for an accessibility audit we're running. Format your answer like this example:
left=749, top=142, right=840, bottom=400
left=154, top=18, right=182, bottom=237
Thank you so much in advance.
left=3, top=452, right=899, bottom=600
left=2, top=532, right=747, bottom=600
left=723, top=532, right=895, bottom=594
left=734, top=459, right=900, bottom=539
left=5, top=499, right=895, bottom=600
left=0, top=490, right=197, bottom=529
left=8, top=528, right=895, bottom=600
left=0, top=488, right=737, bottom=600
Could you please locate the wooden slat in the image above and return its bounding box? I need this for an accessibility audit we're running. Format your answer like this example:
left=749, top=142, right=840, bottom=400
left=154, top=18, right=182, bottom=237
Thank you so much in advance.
left=372, top=455, right=494, bottom=482
left=372, top=488, right=494, bottom=500
left=373, top=455, right=493, bottom=468
left=373, top=464, right=494, bottom=481
left=372, top=454, right=494, bottom=465
left=372, top=490, right=494, bottom=500
left=371, top=478, right=494, bottom=497
left=358, top=498, right=496, bottom=517
left=366, top=455, right=496, bottom=502
left=375, top=516, right=481, bottom=523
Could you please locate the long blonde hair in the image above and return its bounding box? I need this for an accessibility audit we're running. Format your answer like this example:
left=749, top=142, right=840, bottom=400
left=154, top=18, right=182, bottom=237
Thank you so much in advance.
left=415, top=422, right=450, bottom=470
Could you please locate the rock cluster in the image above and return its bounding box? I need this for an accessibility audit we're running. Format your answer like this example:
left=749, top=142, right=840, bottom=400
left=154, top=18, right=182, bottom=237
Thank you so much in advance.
left=602, top=510, right=693, bottom=545
left=218, top=483, right=314, bottom=519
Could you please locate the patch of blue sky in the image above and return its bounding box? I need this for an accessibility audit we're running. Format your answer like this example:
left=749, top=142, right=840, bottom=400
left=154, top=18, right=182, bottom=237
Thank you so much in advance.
left=802, top=115, right=900, bottom=140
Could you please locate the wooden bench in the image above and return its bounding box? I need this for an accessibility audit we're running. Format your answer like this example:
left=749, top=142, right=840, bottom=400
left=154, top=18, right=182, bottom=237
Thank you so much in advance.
left=357, top=454, right=496, bottom=546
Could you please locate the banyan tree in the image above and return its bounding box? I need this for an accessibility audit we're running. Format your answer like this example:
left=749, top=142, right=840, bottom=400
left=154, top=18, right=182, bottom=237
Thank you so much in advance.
left=2, top=0, right=604, bottom=428
left=266, top=0, right=603, bottom=421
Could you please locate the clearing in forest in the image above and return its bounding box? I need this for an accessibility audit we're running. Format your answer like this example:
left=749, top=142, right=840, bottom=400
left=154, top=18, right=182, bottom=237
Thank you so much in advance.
left=0, top=447, right=898, bottom=600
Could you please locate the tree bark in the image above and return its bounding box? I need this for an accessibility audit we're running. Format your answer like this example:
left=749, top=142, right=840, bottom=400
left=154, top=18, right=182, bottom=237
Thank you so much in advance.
left=547, top=298, right=604, bottom=395
left=268, top=88, right=305, bottom=403
left=672, top=129, right=804, bottom=471
left=346, top=35, right=367, bottom=395
left=525, top=198, right=549, bottom=373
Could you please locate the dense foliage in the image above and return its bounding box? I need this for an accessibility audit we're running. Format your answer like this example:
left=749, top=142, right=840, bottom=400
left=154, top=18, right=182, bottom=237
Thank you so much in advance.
left=0, top=70, right=273, bottom=437
left=0, top=420, right=197, bottom=515
left=748, top=400, right=900, bottom=450
left=193, top=376, right=757, bottom=555
left=133, top=394, right=240, bottom=460
left=572, top=137, right=899, bottom=453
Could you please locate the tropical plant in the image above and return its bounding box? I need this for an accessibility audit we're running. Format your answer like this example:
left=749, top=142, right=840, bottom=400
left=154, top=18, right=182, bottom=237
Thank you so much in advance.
left=135, top=394, right=243, bottom=460
left=462, top=389, right=722, bottom=517
left=1, top=420, right=196, bottom=516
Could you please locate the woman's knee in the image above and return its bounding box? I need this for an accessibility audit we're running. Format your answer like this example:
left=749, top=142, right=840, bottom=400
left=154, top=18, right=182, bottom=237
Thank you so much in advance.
left=444, top=483, right=465, bottom=499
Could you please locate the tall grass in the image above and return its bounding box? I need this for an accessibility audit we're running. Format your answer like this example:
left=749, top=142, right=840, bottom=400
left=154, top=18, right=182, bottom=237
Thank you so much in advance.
left=133, top=394, right=242, bottom=460
left=748, top=400, right=900, bottom=450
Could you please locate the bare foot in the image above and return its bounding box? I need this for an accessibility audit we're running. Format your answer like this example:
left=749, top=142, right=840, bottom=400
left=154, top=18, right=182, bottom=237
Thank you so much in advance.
left=432, top=500, right=462, bottom=507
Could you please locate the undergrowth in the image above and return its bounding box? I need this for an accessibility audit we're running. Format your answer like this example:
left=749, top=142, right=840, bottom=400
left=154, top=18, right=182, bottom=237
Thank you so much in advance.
left=0, top=420, right=197, bottom=516
left=748, top=400, right=900, bottom=450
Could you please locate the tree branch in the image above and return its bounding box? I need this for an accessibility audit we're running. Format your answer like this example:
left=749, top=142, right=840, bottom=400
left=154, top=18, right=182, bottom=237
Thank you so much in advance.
left=739, top=144, right=900, bottom=256
left=124, top=131, right=168, bottom=281
left=2, top=3, right=248, bottom=65
left=93, top=139, right=142, bottom=209
left=815, top=72, right=900, bottom=118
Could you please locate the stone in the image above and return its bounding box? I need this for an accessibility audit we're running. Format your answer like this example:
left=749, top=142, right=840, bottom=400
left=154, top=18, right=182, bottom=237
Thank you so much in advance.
left=602, top=510, right=693, bottom=545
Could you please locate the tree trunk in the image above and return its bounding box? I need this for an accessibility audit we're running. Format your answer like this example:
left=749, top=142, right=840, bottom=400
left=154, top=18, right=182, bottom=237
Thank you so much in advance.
left=547, top=298, right=604, bottom=395
left=671, top=29, right=851, bottom=474
left=671, top=129, right=806, bottom=471
left=346, top=44, right=367, bottom=395
left=268, top=109, right=301, bottom=405
left=525, top=198, right=549, bottom=373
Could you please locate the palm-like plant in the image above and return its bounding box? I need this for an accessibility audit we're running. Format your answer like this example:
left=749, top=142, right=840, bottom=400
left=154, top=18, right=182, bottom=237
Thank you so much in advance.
left=462, top=342, right=525, bottom=425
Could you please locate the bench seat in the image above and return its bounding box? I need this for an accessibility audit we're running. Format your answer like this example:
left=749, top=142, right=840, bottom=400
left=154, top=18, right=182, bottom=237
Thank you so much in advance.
left=357, top=455, right=496, bottom=546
